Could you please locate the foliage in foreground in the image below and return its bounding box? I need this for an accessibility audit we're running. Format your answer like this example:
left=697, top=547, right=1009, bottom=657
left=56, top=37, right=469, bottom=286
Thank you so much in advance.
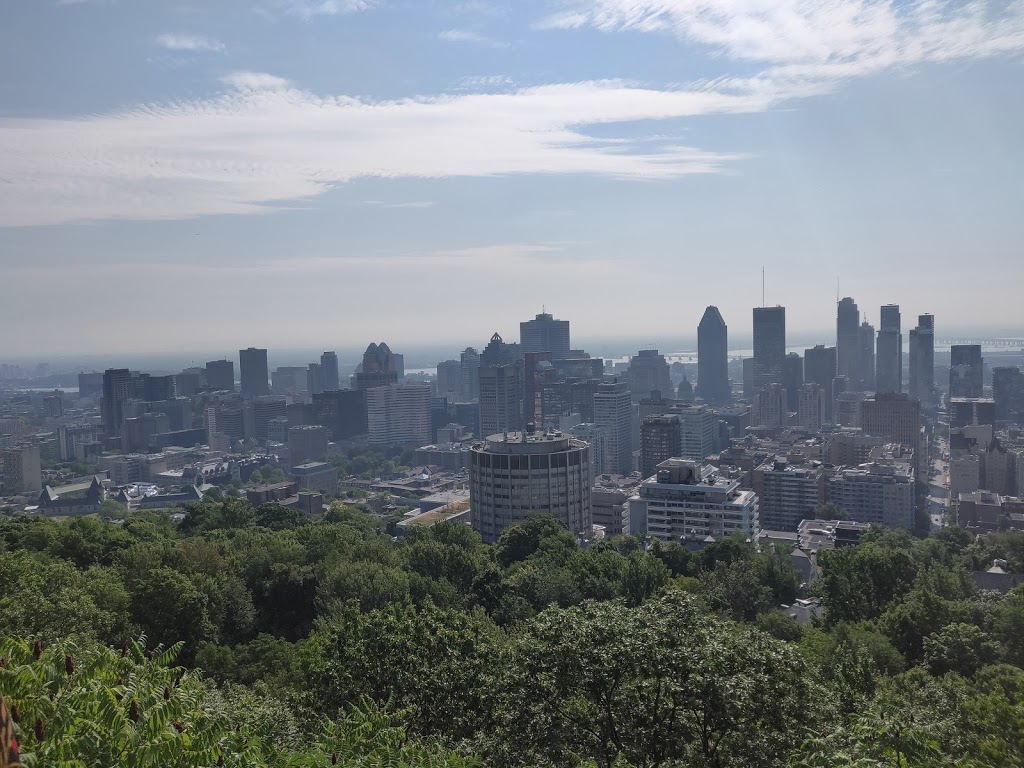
left=4, top=504, right=1024, bottom=766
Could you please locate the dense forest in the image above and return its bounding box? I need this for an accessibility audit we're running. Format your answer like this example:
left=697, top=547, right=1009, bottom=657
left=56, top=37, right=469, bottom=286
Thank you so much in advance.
left=3, top=499, right=1024, bottom=766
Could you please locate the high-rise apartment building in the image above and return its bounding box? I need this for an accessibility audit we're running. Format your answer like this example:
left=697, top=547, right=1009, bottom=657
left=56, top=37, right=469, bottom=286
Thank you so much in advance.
left=754, top=383, right=787, bottom=428
left=356, top=343, right=400, bottom=390
left=875, top=305, right=902, bottom=394
left=594, top=380, right=634, bottom=475
left=101, top=368, right=134, bottom=436
left=837, top=297, right=861, bottom=389
left=950, top=344, right=984, bottom=398
left=479, top=365, right=522, bottom=437
left=860, top=393, right=922, bottom=471
left=859, top=320, right=876, bottom=391
left=832, top=374, right=850, bottom=418
left=520, top=311, right=571, bottom=359
left=633, top=460, right=758, bottom=541
left=205, top=360, right=235, bottom=391
left=673, top=404, right=716, bottom=461
left=828, top=463, right=915, bottom=530
left=908, top=314, right=935, bottom=405
left=239, top=348, right=270, bottom=397
left=752, top=458, right=826, bottom=532
left=753, top=307, right=786, bottom=390
left=288, top=425, right=329, bottom=467
left=251, top=397, right=287, bottom=442
left=804, top=345, right=837, bottom=422
left=697, top=306, right=730, bottom=405
left=628, top=349, right=674, bottom=403
left=469, top=431, right=591, bottom=544
left=2, top=443, right=42, bottom=493
left=641, top=414, right=681, bottom=479
left=320, top=351, right=340, bottom=391
left=569, top=423, right=605, bottom=482
left=797, top=383, right=824, bottom=431
left=367, top=382, right=432, bottom=447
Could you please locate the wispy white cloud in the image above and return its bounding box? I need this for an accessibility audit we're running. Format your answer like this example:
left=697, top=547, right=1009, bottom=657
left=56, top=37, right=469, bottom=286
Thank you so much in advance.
left=278, top=0, right=376, bottom=18
left=538, top=0, right=1024, bottom=78
left=155, top=34, right=225, bottom=52
left=438, top=28, right=512, bottom=48
left=220, top=71, right=292, bottom=89
left=0, top=77, right=750, bottom=227
left=457, top=74, right=515, bottom=89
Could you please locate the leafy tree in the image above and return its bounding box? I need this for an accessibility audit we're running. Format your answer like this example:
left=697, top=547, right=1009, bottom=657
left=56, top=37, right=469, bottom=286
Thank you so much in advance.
left=489, top=593, right=811, bottom=768
left=129, top=567, right=216, bottom=660
left=993, top=584, right=1024, bottom=666
left=494, top=516, right=577, bottom=569
left=0, top=551, right=129, bottom=644
left=923, top=623, right=1000, bottom=678
left=815, top=542, right=918, bottom=626
left=621, top=551, right=670, bottom=607
left=700, top=559, right=774, bottom=621
left=303, top=602, right=499, bottom=741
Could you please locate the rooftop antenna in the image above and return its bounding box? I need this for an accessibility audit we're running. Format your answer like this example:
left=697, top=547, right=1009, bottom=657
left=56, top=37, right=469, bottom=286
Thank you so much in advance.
left=761, top=267, right=765, bottom=308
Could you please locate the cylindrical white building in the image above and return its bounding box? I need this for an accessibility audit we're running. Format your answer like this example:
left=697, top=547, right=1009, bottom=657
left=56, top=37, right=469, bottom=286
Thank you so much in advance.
left=469, top=430, right=591, bottom=544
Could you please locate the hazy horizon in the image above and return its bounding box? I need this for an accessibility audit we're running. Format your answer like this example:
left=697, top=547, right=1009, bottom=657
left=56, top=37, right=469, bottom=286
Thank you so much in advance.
left=5, top=324, right=1024, bottom=378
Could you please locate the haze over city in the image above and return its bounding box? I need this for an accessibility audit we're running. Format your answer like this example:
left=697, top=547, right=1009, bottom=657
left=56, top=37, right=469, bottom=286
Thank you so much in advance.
left=3, top=0, right=1024, bottom=355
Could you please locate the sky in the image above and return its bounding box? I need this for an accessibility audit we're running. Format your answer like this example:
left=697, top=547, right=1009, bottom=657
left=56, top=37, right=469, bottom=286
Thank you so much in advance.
left=1, top=0, right=1023, bottom=358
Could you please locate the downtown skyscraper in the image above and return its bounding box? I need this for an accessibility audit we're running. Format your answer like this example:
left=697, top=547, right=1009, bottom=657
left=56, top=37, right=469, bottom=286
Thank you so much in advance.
left=697, top=306, right=730, bottom=405
left=520, top=311, right=571, bottom=359
left=909, top=314, right=935, bottom=405
left=752, top=306, right=786, bottom=391
left=875, top=305, right=902, bottom=394
left=320, top=351, right=340, bottom=391
left=837, top=297, right=861, bottom=389
left=239, top=347, right=270, bottom=397
left=804, top=344, right=838, bottom=422
left=950, top=344, right=984, bottom=398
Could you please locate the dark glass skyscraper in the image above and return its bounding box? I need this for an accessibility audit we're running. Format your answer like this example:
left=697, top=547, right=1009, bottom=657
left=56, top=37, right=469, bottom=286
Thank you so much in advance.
left=320, top=351, right=340, bottom=391
left=753, top=306, right=786, bottom=390
left=239, top=347, right=270, bottom=397
left=697, top=306, right=730, bottom=405
left=859, top=320, right=875, bottom=391
left=804, top=344, right=837, bottom=422
left=784, top=353, right=803, bottom=412
left=950, top=344, right=983, bottom=398
left=101, top=368, right=133, bottom=435
left=205, top=359, right=235, bottom=391
left=909, top=314, right=934, bottom=405
left=837, top=297, right=861, bottom=389
left=875, top=305, right=902, bottom=394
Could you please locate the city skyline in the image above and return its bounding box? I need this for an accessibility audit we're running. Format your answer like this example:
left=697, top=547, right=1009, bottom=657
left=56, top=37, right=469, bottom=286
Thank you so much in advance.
left=3, top=1, right=1024, bottom=355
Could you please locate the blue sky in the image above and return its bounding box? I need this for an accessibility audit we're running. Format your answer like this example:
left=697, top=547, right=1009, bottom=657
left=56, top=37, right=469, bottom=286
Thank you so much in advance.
left=2, top=0, right=1023, bottom=356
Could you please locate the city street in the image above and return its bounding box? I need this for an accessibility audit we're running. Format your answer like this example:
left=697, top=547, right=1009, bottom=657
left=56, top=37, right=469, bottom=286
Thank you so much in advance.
left=927, top=437, right=950, bottom=529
